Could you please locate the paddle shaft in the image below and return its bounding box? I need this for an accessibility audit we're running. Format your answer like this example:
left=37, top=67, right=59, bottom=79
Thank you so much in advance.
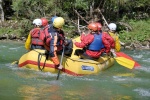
left=56, top=46, right=65, bottom=80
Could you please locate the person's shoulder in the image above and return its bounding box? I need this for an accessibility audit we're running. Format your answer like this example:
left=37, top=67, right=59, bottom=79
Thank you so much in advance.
left=33, top=27, right=41, bottom=31
left=86, top=33, right=93, bottom=36
left=102, top=32, right=112, bottom=38
left=108, top=32, right=114, bottom=36
left=84, top=33, right=91, bottom=37
left=30, top=28, right=35, bottom=33
left=85, top=33, right=94, bottom=40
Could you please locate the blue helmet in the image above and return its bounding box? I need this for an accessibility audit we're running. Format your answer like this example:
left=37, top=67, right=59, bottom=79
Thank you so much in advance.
left=50, top=16, right=58, bottom=23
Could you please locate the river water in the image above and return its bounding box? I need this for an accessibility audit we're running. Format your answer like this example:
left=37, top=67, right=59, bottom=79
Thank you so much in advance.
left=0, top=41, right=150, bottom=100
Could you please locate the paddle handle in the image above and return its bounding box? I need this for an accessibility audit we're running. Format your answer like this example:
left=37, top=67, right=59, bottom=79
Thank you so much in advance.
left=56, top=45, right=65, bottom=80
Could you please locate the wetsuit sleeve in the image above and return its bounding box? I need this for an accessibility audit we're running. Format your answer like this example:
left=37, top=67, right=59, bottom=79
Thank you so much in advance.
left=102, top=33, right=115, bottom=53
left=74, top=34, right=94, bottom=48
left=25, top=33, right=31, bottom=51
left=114, top=35, right=121, bottom=52
left=80, top=33, right=86, bottom=41
left=109, top=32, right=121, bottom=52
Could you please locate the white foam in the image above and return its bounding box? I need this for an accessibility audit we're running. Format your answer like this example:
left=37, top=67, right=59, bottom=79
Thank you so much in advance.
left=138, top=66, right=150, bottom=73
left=133, top=54, right=143, bottom=59
left=1, top=45, right=6, bottom=48
left=113, top=76, right=127, bottom=81
left=9, top=46, right=24, bottom=50
left=113, top=76, right=142, bottom=82
left=74, top=77, right=99, bottom=81
left=134, top=88, right=150, bottom=97
left=142, top=58, right=150, bottom=63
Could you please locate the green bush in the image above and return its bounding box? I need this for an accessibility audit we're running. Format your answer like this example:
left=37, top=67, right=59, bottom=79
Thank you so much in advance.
left=119, top=19, right=150, bottom=42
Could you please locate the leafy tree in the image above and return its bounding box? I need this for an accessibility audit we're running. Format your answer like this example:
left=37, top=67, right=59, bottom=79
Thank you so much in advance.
left=1, top=0, right=150, bottom=41
left=11, top=0, right=68, bottom=20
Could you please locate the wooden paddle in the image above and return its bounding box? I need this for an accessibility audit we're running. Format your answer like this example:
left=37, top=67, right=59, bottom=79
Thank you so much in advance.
left=56, top=45, right=65, bottom=80
left=116, top=52, right=141, bottom=68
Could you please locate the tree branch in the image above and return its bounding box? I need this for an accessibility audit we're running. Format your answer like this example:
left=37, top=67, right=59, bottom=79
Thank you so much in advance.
left=73, top=9, right=89, bottom=24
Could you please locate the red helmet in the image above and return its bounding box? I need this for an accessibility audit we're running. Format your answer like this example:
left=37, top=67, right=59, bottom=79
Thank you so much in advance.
left=88, top=23, right=97, bottom=31
left=96, top=23, right=102, bottom=31
left=41, top=18, right=48, bottom=26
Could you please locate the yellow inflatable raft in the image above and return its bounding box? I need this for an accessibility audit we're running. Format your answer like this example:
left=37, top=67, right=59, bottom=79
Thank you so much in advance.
left=18, top=37, right=114, bottom=76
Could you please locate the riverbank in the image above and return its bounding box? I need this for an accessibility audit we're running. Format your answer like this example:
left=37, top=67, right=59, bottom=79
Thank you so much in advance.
left=0, top=33, right=26, bottom=41
left=0, top=34, right=149, bottom=50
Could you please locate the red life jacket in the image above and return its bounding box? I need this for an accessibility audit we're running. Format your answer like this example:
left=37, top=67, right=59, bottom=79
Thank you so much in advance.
left=30, top=28, right=44, bottom=46
left=39, top=25, right=52, bottom=51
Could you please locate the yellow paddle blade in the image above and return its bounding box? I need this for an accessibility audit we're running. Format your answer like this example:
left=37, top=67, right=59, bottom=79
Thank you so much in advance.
left=11, top=61, right=18, bottom=65
left=114, top=57, right=135, bottom=69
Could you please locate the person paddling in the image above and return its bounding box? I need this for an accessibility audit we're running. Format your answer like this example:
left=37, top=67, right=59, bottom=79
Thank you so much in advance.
left=49, top=16, right=73, bottom=57
left=74, top=22, right=115, bottom=59
left=40, top=17, right=65, bottom=70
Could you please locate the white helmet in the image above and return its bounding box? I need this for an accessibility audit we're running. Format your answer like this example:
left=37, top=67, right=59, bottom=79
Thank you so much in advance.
left=108, top=23, right=117, bottom=31
left=32, top=18, right=42, bottom=26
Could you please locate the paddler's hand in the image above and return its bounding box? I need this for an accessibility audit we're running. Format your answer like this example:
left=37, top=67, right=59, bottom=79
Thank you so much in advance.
left=57, top=64, right=63, bottom=70
left=110, top=49, right=116, bottom=57
left=106, top=52, right=112, bottom=57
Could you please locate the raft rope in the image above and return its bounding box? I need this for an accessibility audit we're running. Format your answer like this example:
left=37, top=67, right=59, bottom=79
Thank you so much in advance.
left=33, top=49, right=48, bottom=71
left=37, top=53, right=46, bottom=71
